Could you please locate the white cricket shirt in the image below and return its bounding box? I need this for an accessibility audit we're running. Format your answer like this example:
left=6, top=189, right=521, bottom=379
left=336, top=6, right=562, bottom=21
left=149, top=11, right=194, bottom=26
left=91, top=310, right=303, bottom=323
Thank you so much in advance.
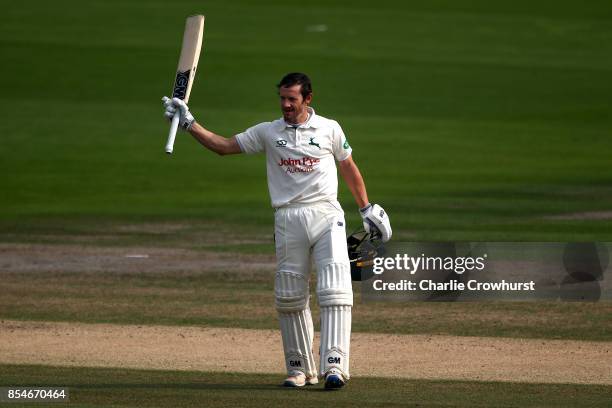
left=235, top=108, right=352, bottom=208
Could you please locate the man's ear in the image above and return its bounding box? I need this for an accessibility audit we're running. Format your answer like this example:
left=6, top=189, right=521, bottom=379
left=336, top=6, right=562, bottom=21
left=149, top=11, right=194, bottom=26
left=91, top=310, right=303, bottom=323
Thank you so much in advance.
left=305, top=93, right=313, bottom=105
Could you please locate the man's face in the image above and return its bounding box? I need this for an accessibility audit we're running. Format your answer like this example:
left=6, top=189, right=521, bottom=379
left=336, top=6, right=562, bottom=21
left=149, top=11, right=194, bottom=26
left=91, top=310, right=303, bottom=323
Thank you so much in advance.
left=279, top=84, right=312, bottom=124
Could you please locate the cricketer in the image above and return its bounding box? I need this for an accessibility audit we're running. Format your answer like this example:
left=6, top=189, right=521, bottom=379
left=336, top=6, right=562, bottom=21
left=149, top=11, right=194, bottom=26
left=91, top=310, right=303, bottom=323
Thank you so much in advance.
left=162, top=72, right=391, bottom=389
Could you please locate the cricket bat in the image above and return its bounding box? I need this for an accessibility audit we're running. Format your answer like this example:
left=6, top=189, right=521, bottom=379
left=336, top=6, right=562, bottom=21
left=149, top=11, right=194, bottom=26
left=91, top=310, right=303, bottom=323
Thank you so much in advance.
left=165, top=15, right=205, bottom=154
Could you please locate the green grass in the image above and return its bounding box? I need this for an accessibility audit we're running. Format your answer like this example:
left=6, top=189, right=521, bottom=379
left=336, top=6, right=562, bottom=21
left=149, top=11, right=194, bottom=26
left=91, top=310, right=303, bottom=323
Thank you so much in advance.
left=2, top=364, right=611, bottom=408
left=1, top=0, right=612, bottom=240
left=1, top=5, right=611, bottom=404
left=2, top=269, right=610, bottom=341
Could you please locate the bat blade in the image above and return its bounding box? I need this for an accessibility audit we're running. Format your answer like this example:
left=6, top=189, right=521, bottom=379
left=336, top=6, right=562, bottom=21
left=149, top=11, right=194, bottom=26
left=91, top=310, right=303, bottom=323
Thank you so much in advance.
left=165, top=15, right=205, bottom=154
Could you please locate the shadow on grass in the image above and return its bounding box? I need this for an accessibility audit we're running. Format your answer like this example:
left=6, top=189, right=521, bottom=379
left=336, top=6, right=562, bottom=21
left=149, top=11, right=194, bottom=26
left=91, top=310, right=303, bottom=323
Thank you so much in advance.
left=68, top=382, right=290, bottom=392
left=3, top=365, right=612, bottom=407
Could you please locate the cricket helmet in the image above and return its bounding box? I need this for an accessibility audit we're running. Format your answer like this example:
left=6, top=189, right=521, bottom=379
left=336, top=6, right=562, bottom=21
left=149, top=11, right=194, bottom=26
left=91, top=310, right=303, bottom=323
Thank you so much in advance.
left=348, top=229, right=385, bottom=281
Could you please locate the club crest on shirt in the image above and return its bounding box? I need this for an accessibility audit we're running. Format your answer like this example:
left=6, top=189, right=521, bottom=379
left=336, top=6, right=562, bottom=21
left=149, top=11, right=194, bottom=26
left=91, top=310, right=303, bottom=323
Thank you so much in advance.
left=309, top=137, right=321, bottom=149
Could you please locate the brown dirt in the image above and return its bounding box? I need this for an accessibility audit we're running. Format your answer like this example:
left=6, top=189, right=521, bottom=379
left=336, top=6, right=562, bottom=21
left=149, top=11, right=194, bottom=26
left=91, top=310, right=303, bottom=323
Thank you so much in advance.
left=0, top=243, right=275, bottom=274
left=543, top=211, right=612, bottom=221
left=0, top=320, right=610, bottom=385
left=1, top=240, right=610, bottom=385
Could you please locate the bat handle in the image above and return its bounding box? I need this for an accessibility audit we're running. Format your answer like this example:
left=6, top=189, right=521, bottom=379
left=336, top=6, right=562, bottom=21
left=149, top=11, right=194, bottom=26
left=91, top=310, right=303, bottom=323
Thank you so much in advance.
left=165, top=111, right=180, bottom=154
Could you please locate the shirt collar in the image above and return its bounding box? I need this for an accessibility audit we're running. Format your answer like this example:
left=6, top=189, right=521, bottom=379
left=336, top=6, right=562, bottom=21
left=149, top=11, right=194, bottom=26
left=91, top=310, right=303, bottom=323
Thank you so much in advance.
left=277, top=107, right=320, bottom=130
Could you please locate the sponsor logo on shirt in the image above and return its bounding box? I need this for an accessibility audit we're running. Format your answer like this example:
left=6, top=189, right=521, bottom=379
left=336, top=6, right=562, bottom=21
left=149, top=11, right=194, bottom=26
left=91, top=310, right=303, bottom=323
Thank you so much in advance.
left=276, top=139, right=288, bottom=147
left=343, top=139, right=350, bottom=149
left=277, top=156, right=320, bottom=174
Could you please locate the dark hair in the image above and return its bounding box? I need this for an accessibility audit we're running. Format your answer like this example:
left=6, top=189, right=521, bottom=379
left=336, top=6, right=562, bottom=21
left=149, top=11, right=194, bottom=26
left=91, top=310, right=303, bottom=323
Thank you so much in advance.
left=277, top=72, right=312, bottom=99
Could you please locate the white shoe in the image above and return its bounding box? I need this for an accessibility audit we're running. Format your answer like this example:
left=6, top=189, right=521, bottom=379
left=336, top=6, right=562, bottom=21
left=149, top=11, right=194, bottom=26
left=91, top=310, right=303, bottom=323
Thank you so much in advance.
left=283, top=373, right=319, bottom=387
left=305, top=376, right=318, bottom=386
left=283, top=374, right=305, bottom=387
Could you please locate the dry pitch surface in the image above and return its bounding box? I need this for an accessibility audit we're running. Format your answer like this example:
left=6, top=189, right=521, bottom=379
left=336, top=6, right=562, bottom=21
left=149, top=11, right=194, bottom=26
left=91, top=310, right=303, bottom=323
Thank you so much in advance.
left=1, top=320, right=610, bottom=385
left=1, top=239, right=611, bottom=386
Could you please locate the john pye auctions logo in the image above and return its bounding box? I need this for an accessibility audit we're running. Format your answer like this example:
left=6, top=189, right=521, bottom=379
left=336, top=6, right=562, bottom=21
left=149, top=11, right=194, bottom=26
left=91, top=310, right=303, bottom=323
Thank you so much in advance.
left=278, top=156, right=320, bottom=174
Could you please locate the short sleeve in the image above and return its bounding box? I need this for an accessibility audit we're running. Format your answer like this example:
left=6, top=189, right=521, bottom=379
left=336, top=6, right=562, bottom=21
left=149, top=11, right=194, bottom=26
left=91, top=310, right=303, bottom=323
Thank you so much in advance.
left=235, top=122, right=269, bottom=154
left=332, top=121, right=352, bottom=161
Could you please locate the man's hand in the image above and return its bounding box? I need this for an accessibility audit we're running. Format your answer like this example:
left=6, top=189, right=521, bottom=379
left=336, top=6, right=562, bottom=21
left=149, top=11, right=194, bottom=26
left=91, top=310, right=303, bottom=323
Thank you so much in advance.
left=360, top=204, right=392, bottom=242
left=162, top=96, right=196, bottom=130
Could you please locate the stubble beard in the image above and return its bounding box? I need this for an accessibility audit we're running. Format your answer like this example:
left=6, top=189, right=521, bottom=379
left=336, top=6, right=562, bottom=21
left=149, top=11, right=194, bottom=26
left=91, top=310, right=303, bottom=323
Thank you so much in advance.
left=284, top=106, right=308, bottom=125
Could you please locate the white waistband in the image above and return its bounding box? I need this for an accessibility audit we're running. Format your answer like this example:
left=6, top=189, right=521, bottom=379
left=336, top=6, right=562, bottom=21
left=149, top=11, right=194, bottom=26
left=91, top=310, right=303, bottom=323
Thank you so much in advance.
left=275, top=200, right=342, bottom=212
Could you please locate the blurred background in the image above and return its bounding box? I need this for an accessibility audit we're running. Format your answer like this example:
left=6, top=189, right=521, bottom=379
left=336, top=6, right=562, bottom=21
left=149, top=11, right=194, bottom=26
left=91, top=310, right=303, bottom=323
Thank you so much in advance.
left=1, top=6, right=611, bottom=402
left=1, top=0, right=611, bottom=242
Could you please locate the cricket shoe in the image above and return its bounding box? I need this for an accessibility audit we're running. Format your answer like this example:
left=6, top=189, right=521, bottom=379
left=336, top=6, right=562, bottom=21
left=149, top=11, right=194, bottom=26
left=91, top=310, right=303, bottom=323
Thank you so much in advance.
left=306, top=376, right=319, bottom=386
left=324, top=368, right=346, bottom=390
left=283, top=373, right=319, bottom=388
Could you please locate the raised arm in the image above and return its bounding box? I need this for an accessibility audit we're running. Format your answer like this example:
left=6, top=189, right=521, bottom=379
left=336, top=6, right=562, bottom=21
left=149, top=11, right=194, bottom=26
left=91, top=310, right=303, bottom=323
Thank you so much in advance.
left=163, top=96, right=242, bottom=156
left=188, top=122, right=242, bottom=156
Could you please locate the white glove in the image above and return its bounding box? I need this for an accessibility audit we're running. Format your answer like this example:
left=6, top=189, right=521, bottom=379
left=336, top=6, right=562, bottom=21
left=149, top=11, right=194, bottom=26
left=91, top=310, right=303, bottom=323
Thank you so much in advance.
left=360, top=203, right=392, bottom=242
left=162, top=96, right=196, bottom=130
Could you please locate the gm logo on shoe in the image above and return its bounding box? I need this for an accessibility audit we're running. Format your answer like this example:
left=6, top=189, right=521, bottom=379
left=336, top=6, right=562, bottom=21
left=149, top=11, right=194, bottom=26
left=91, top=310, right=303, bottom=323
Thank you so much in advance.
left=289, top=360, right=302, bottom=367
left=327, top=357, right=341, bottom=364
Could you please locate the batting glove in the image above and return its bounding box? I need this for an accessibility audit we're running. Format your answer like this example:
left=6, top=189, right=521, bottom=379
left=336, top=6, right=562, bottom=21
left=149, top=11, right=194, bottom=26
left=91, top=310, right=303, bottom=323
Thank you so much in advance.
left=360, top=203, right=392, bottom=242
left=162, top=96, right=196, bottom=130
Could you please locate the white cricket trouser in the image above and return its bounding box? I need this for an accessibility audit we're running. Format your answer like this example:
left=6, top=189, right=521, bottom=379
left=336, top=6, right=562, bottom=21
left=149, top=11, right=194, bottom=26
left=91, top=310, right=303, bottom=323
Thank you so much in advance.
left=274, top=200, right=353, bottom=380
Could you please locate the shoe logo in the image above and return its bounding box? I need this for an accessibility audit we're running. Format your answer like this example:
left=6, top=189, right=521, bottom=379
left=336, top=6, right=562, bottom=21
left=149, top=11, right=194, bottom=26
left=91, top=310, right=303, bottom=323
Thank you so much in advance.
left=327, top=357, right=341, bottom=364
left=309, top=137, right=320, bottom=149
left=276, top=139, right=288, bottom=147
left=289, top=360, right=302, bottom=367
